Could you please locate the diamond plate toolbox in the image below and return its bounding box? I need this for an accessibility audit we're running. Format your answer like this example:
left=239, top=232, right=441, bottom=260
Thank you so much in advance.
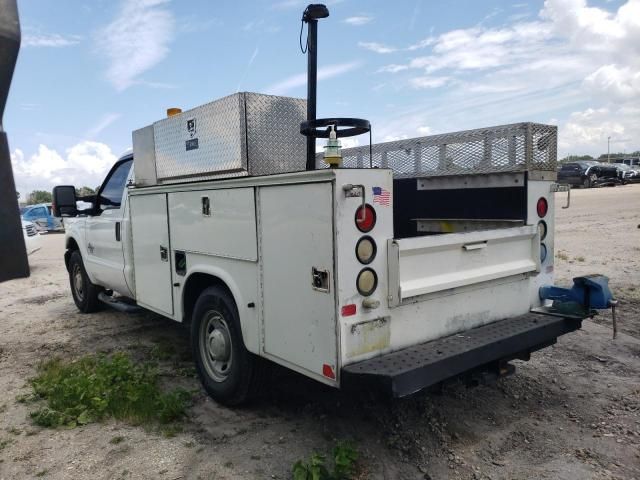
left=132, top=92, right=307, bottom=185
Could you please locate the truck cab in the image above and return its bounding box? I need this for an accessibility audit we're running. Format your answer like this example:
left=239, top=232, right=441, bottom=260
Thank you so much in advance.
left=61, top=154, right=135, bottom=310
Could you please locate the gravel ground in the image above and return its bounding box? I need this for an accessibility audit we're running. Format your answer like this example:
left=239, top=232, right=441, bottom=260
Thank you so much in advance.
left=0, top=184, right=638, bottom=480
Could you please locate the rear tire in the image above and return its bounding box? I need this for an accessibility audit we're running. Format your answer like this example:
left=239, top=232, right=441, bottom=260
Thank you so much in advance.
left=68, top=250, right=102, bottom=313
left=191, top=286, right=266, bottom=405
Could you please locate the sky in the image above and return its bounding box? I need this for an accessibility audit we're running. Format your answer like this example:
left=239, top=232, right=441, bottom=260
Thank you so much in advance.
left=7, top=0, right=640, bottom=197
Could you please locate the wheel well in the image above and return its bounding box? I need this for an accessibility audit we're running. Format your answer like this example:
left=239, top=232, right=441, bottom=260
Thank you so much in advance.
left=182, top=273, right=234, bottom=326
left=64, top=237, right=80, bottom=272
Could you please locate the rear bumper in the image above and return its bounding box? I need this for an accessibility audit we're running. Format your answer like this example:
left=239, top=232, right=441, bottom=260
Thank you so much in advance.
left=341, top=313, right=582, bottom=397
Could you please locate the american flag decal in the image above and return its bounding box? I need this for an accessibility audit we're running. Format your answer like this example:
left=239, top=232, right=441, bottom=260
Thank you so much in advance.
left=372, top=186, right=390, bottom=206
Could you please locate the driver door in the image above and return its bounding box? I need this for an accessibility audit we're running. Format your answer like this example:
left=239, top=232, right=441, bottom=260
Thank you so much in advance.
left=85, top=158, right=133, bottom=296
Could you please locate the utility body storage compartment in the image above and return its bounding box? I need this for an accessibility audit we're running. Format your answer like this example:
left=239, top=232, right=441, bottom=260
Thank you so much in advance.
left=387, top=225, right=541, bottom=307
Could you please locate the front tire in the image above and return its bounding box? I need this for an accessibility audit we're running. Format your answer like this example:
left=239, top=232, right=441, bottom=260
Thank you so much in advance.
left=191, top=286, right=265, bottom=405
left=68, top=250, right=102, bottom=313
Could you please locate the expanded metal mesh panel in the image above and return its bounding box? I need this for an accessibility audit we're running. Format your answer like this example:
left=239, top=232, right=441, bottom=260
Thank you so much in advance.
left=316, top=122, right=557, bottom=178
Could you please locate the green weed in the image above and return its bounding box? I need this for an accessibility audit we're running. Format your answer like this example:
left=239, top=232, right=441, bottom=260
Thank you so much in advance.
left=293, top=442, right=359, bottom=480
left=556, top=251, right=569, bottom=261
left=150, top=340, right=176, bottom=361
left=109, top=435, right=125, bottom=445
left=29, top=352, right=191, bottom=428
left=575, top=256, right=585, bottom=262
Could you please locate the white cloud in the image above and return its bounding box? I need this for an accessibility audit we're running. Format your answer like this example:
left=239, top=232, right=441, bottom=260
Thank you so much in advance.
left=417, top=126, right=432, bottom=135
left=344, top=16, right=372, bottom=26
left=371, top=0, right=640, bottom=156
left=409, top=76, right=449, bottom=89
left=86, top=113, right=121, bottom=139
left=11, top=142, right=117, bottom=196
left=560, top=106, right=638, bottom=155
left=358, top=42, right=397, bottom=54
left=408, top=37, right=436, bottom=51
left=583, top=64, right=640, bottom=101
left=23, top=33, right=82, bottom=47
left=266, top=61, right=362, bottom=95
left=97, top=0, right=175, bottom=91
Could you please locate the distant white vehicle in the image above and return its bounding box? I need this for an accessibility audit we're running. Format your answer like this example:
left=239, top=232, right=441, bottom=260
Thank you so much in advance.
left=22, top=220, right=42, bottom=255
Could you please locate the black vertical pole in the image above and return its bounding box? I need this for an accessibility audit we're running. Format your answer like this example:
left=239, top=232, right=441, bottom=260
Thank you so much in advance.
left=0, top=0, right=29, bottom=282
left=305, top=19, right=318, bottom=171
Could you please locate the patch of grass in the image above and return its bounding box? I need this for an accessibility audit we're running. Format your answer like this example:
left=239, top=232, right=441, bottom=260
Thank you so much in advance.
left=556, top=251, right=569, bottom=261
left=7, top=427, right=21, bottom=435
left=15, top=393, right=37, bottom=404
left=150, top=339, right=176, bottom=361
left=0, top=438, right=11, bottom=450
left=28, top=352, right=191, bottom=429
left=293, top=442, right=359, bottom=480
left=160, top=424, right=183, bottom=438
left=35, top=469, right=48, bottom=477
left=109, top=435, right=125, bottom=445
left=575, top=256, right=585, bottom=262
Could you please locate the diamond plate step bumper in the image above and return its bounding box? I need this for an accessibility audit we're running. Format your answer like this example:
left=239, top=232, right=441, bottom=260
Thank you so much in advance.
left=341, top=314, right=582, bottom=398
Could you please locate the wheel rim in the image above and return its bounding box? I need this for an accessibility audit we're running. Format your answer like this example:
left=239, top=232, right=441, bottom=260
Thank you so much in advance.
left=72, top=264, right=85, bottom=301
left=199, top=309, right=233, bottom=382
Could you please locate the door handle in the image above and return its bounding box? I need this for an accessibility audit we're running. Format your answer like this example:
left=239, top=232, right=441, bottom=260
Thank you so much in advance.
left=115, top=222, right=121, bottom=241
left=160, top=246, right=168, bottom=262
left=463, top=242, right=487, bottom=251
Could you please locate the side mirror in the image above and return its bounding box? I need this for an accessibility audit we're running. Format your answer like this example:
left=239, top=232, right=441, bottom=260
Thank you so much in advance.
left=52, top=185, right=77, bottom=217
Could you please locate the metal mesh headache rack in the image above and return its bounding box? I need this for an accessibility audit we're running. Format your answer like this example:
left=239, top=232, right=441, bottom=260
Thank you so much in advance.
left=317, top=122, right=557, bottom=178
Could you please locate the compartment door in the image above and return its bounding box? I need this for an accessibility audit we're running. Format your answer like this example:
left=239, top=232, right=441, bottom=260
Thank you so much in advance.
left=388, top=225, right=540, bottom=307
left=259, top=182, right=337, bottom=382
left=130, top=194, right=174, bottom=316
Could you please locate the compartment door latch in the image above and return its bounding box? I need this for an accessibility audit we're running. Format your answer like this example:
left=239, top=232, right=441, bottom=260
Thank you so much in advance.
left=311, top=267, right=330, bottom=293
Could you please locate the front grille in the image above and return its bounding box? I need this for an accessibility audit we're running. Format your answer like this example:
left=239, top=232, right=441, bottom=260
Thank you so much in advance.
left=25, top=225, right=37, bottom=237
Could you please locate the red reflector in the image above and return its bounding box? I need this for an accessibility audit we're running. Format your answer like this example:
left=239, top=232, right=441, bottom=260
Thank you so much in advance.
left=537, top=197, right=548, bottom=218
left=322, top=364, right=336, bottom=379
left=355, top=204, right=376, bottom=232
left=341, top=304, right=357, bottom=316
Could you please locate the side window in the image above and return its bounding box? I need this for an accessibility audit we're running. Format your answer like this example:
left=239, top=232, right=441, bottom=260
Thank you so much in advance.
left=34, top=207, right=47, bottom=217
left=99, top=159, right=132, bottom=210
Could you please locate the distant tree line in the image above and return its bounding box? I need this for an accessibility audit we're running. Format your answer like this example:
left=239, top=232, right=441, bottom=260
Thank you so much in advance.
left=24, top=186, right=96, bottom=205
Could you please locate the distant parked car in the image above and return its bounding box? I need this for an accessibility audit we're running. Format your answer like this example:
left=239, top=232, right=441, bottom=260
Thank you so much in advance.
left=21, top=220, right=42, bottom=255
left=614, top=164, right=639, bottom=183
left=557, top=161, right=620, bottom=188
left=20, top=203, right=64, bottom=232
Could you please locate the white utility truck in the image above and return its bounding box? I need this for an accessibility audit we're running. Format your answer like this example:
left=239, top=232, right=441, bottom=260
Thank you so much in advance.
left=52, top=4, right=614, bottom=405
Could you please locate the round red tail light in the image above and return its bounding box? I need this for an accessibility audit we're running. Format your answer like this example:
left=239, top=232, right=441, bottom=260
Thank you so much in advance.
left=536, top=197, right=548, bottom=218
left=355, top=204, right=376, bottom=232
